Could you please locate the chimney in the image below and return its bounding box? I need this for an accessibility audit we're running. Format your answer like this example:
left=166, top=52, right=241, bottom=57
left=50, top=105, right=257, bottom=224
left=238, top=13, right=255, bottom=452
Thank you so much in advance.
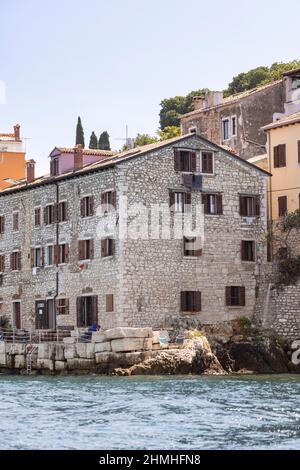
left=74, top=144, right=83, bottom=170
left=14, top=124, right=21, bottom=141
left=192, top=96, right=206, bottom=111
left=205, top=91, right=224, bottom=108
left=26, top=159, right=35, bottom=183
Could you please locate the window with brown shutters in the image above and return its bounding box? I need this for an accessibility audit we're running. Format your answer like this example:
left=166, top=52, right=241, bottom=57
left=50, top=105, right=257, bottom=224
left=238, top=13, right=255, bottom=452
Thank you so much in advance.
left=278, top=195, right=287, bottom=217
left=56, top=298, right=69, bottom=315
left=201, top=152, right=214, bottom=174
left=81, top=195, right=94, bottom=218
left=34, top=207, right=41, bottom=227
left=13, top=211, right=19, bottom=232
left=58, top=201, right=68, bottom=222
left=31, top=247, right=44, bottom=268
left=50, top=158, right=59, bottom=176
left=202, top=193, right=223, bottom=215
left=274, top=144, right=286, bottom=168
left=174, top=149, right=197, bottom=172
left=101, top=190, right=116, bottom=212
left=78, top=239, right=94, bottom=261
left=10, top=251, right=21, bottom=271
left=183, top=237, right=202, bottom=257
left=225, top=286, right=245, bottom=306
left=56, top=243, right=69, bottom=264
left=0, top=215, right=5, bottom=234
left=0, top=254, right=5, bottom=273
left=101, top=238, right=114, bottom=257
left=169, top=191, right=191, bottom=213
left=241, top=240, right=255, bottom=262
left=239, top=195, right=260, bottom=217
left=44, top=204, right=55, bottom=225
left=180, top=291, right=201, bottom=312
left=106, top=294, right=114, bottom=312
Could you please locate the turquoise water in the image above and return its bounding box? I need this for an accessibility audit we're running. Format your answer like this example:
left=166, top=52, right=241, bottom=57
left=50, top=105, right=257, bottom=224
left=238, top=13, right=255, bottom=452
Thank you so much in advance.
left=0, top=374, right=300, bottom=450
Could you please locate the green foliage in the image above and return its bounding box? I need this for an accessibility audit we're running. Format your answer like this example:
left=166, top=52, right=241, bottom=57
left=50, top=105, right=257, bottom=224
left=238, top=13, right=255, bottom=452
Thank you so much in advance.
left=0, top=316, right=10, bottom=329
left=98, top=131, right=111, bottom=151
left=282, top=209, right=300, bottom=231
left=159, top=89, right=208, bottom=129
left=278, top=256, right=300, bottom=285
left=75, top=116, right=85, bottom=148
left=89, top=131, right=98, bottom=149
left=236, top=316, right=252, bottom=330
left=134, top=133, right=158, bottom=147
left=157, top=126, right=181, bottom=140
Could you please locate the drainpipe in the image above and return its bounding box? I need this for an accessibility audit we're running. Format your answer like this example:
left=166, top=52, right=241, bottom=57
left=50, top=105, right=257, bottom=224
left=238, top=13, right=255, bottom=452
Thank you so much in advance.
left=54, top=181, right=59, bottom=328
left=267, top=132, right=273, bottom=259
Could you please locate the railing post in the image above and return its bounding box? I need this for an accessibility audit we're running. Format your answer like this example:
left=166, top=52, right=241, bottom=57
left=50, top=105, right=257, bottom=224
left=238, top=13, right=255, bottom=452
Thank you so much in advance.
left=29, top=329, right=32, bottom=344
left=13, top=328, right=15, bottom=345
left=38, top=330, right=41, bottom=344
left=56, top=330, right=59, bottom=343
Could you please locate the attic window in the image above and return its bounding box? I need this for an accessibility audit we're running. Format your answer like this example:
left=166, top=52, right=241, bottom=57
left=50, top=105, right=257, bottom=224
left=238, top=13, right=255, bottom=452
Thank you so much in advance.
left=50, top=158, right=59, bottom=176
left=292, top=77, right=300, bottom=90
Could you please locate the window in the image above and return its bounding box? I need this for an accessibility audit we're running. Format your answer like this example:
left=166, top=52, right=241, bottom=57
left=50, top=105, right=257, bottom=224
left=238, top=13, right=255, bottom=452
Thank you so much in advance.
left=183, top=237, right=202, bottom=257
left=31, top=247, right=43, bottom=268
left=222, top=118, right=230, bottom=140
left=12, top=302, right=21, bottom=329
left=77, top=296, right=98, bottom=327
left=44, top=205, right=55, bottom=225
left=0, top=254, right=5, bottom=273
left=58, top=201, right=67, bottom=222
left=180, top=291, right=201, bottom=312
left=56, top=298, right=69, bottom=315
left=231, top=116, right=237, bottom=136
left=10, top=251, right=21, bottom=271
left=81, top=196, right=94, bottom=218
left=50, top=158, right=59, bottom=176
left=169, top=192, right=191, bottom=213
left=226, top=286, right=245, bottom=307
left=189, top=127, right=197, bottom=134
left=101, top=191, right=116, bottom=213
left=34, top=207, right=41, bottom=227
left=106, top=294, right=114, bottom=312
left=174, top=149, right=197, bottom=172
left=241, top=240, right=255, bottom=262
left=58, top=243, right=69, bottom=264
left=274, top=144, right=286, bottom=168
left=46, top=245, right=54, bottom=266
left=278, top=196, right=287, bottom=217
left=13, top=211, right=19, bottom=231
left=101, top=238, right=114, bottom=257
left=239, top=195, right=260, bottom=217
left=0, top=215, right=5, bottom=234
left=292, top=77, right=300, bottom=90
left=202, top=193, right=223, bottom=215
left=78, top=239, right=94, bottom=261
left=201, top=152, right=214, bottom=174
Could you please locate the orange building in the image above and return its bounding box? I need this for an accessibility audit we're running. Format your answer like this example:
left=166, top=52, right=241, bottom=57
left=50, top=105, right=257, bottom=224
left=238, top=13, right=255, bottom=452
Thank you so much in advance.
left=0, top=124, right=26, bottom=190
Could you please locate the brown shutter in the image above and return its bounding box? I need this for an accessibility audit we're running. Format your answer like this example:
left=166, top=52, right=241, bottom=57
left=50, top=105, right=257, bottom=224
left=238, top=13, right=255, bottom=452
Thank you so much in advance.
left=254, top=196, right=260, bottom=217
left=53, top=203, right=59, bottom=223
left=208, top=153, right=213, bottom=173
left=184, top=192, right=191, bottom=212
left=44, top=207, right=48, bottom=225
left=78, top=240, right=84, bottom=261
left=65, top=298, right=69, bottom=315
left=30, top=248, right=35, bottom=268
left=279, top=144, right=286, bottom=167
left=278, top=196, right=287, bottom=217
left=17, top=252, right=21, bottom=270
left=180, top=291, right=187, bottom=311
left=298, top=141, right=300, bottom=164
left=169, top=192, right=175, bottom=210
left=239, top=287, right=245, bottom=306
left=239, top=196, right=247, bottom=216
left=225, top=286, right=231, bottom=306
left=101, top=239, right=106, bottom=257
left=80, top=198, right=85, bottom=217
left=54, top=245, right=59, bottom=265
left=191, top=152, right=197, bottom=172
left=216, top=194, right=223, bottom=215
left=174, top=149, right=181, bottom=171
left=202, top=193, right=209, bottom=214
left=274, top=146, right=279, bottom=168
left=241, top=241, right=246, bottom=261
left=0, top=255, right=5, bottom=272
left=194, top=292, right=202, bottom=312
left=92, top=296, right=98, bottom=324
left=89, top=239, right=94, bottom=259
left=194, top=243, right=202, bottom=257
left=89, top=196, right=94, bottom=216
left=64, top=244, right=69, bottom=263
left=106, top=294, right=114, bottom=312
left=0, top=215, right=5, bottom=234
left=109, top=238, right=115, bottom=256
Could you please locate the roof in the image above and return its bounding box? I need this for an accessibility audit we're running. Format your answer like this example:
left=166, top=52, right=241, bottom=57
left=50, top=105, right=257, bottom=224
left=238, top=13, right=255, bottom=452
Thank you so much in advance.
left=52, top=147, right=116, bottom=157
left=181, top=80, right=282, bottom=118
left=0, top=133, right=15, bottom=138
left=283, top=67, right=300, bottom=77
left=0, top=134, right=271, bottom=197
left=261, top=111, right=300, bottom=131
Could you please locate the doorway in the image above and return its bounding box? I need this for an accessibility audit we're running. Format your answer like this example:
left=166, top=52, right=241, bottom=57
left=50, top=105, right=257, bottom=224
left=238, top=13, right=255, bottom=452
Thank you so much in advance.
left=77, top=296, right=98, bottom=327
left=12, top=302, right=21, bottom=329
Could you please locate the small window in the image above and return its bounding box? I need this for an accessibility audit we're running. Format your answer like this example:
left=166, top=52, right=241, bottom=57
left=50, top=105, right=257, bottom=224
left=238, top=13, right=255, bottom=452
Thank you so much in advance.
left=189, top=127, right=197, bottom=134
left=225, top=286, right=245, bottom=307
left=0, top=254, right=5, bottom=273
left=231, top=116, right=237, bottom=136
left=34, top=207, right=41, bottom=227
left=78, top=239, right=94, bottom=261
left=278, top=196, right=287, bottom=217
left=12, top=302, right=21, bottom=329
left=101, top=238, right=114, bottom=257
left=50, top=158, right=59, bottom=176
left=56, top=298, right=69, bottom=315
left=201, top=152, right=214, bottom=174
left=106, top=294, right=114, bottom=312
left=202, top=193, right=223, bottom=215
left=222, top=118, right=230, bottom=140
left=81, top=196, right=94, bottom=218
left=241, top=240, right=255, bottom=262
left=239, top=195, right=260, bottom=217
left=58, top=201, right=67, bottom=222
left=44, top=205, right=54, bottom=225
left=0, top=215, right=5, bottom=234
left=274, top=144, right=286, bottom=168
left=101, top=191, right=116, bottom=213
left=183, top=237, right=202, bottom=257
left=174, top=149, right=197, bottom=172
left=31, top=247, right=43, bottom=268
left=57, top=244, right=69, bottom=264
left=13, top=211, right=19, bottom=232
left=10, top=251, right=21, bottom=271
left=181, top=291, right=201, bottom=312
left=46, top=245, right=54, bottom=266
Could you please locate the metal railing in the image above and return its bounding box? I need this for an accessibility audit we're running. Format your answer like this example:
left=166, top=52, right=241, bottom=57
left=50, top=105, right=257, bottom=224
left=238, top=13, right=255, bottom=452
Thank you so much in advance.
left=0, top=327, right=96, bottom=344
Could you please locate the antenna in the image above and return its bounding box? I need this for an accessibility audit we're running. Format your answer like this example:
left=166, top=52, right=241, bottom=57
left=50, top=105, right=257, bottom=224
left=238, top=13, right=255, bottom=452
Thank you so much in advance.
left=115, top=124, right=134, bottom=149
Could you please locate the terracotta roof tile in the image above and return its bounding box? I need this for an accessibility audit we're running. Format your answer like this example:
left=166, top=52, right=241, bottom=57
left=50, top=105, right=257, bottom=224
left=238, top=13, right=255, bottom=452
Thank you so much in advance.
left=262, top=111, right=300, bottom=131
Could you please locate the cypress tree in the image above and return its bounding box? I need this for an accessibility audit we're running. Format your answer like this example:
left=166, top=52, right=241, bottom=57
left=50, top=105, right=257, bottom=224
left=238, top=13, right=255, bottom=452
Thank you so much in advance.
left=98, top=131, right=111, bottom=151
left=89, top=131, right=98, bottom=149
left=76, top=116, right=85, bottom=147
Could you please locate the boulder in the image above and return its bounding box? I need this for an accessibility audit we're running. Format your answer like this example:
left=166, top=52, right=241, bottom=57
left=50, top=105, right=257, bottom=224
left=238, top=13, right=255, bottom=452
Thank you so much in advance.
left=55, top=344, right=65, bottom=361
left=7, top=343, right=26, bottom=355
left=0, top=353, right=7, bottom=366
left=63, top=337, right=76, bottom=344
left=38, top=343, right=56, bottom=360
left=64, top=344, right=77, bottom=360
left=94, top=341, right=111, bottom=353
left=95, top=352, right=118, bottom=364
left=37, top=359, right=55, bottom=371
left=66, top=358, right=95, bottom=370
left=92, top=332, right=106, bottom=343
left=14, top=355, right=26, bottom=369
left=55, top=361, right=66, bottom=371
left=111, top=337, right=152, bottom=353
left=104, top=327, right=153, bottom=341
left=0, top=342, right=6, bottom=354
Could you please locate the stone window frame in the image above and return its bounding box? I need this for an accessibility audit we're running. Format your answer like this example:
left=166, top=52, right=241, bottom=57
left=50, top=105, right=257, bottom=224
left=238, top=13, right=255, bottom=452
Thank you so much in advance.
left=188, top=126, right=197, bottom=134
left=45, top=244, right=54, bottom=267
left=34, top=206, right=42, bottom=228
left=80, top=194, right=94, bottom=218
left=199, top=150, right=214, bottom=175
left=221, top=117, right=230, bottom=141
left=78, top=238, right=94, bottom=262
left=31, top=245, right=43, bottom=268
left=10, top=250, right=21, bottom=272
left=241, top=240, right=256, bottom=262
left=231, top=115, right=237, bottom=137
left=12, top=210, right=20, bottom=233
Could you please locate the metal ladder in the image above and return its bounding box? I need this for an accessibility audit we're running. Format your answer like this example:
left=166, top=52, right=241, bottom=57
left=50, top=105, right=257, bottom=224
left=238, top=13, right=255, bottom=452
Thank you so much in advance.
left=26, top=345, right=38, bottom=375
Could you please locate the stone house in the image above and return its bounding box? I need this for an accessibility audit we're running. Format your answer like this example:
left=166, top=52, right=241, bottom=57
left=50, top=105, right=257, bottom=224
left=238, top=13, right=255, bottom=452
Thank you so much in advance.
left=0, top=134, right=269, bottom=332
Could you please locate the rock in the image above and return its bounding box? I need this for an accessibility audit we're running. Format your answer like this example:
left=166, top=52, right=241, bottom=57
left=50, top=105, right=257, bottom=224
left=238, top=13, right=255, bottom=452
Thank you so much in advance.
left=55, top=344, right=65, bottom=361
left=0, top=342, right=6, bottom=354
left=152, top=330, right=170, bottom=345
left=75, top=343, right=87, bottom=358
left=37, top=359, right=54, bottom=371
left=66, top=359, right=95, bottom=370
left=63, top=337, right=76, bottom=344
left=94, top=342, right=111, bottom=353
left=14, top=355, right=25, bottom=369
left=7, top=343, right=26, bottom=355
left=92, top=332, right=106, bottom=343
left=38, top=343, right=56, bottom=360
left=55, top=361, right=66, bottom=371
left=104, top=327, right=153, bottom=341
left=111, top=337, right=152, bottom=353
left=64, top=344, right=77, bottom=360
left=0, top=353, right=6, bottom=366
left=95, top=352, right=117, bottom=364
left=86, top=343, right=95, bottom=359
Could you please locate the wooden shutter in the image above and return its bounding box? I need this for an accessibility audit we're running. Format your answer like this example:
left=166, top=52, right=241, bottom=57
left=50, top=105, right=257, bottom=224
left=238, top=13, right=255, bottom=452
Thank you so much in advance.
left=274, top=146, right=279, bottom=168
left=238, top=287, right=245, bottom=306
left=169, top=192, right=175, bottom=210
left=174, top=149, right=181, bottom=171
left=0, top=255, right=5, bottom=273
left=106, top=294, right=114, bottom=312
left=279, top=144, right=286, bottom=167
left=92, top=296, right=98, bottom=324
left=80, top=198, right=85, bottom=217
left=254, top=196, right=260, bottom=217
left=191, top=152, right=197, bottom=172
left=0, top=215, right=5, bottom=234
left=17, top=252, right=21, bottom=270
left=64, top=244, right=69, bottom=263
left=76, top=297, right=83, bottom=327
left=194, top=242, right=202, bottom=257
left=241, top=241, right=247, bottom=261
left=101, top=239, right=106, bottom=257
left=101, top=192, right=106, bottom=207
left=30, top=248, right=35, bottom=268
left=225, top=286, right=231, bottom=306
left=216, top=194, right=223, bottom=215
left=44, top=207, right=48, bottom=225
left=239, top=196, right=247, bottom=216
left=180, top=291, right=187, bottom=311
left=298, top=141, right=300, bottom=164
left=194, top=292, right=202, bottom=312
left=202, top=193, right=209, bottom=214
left=53, top=203, right=59, bottom=223
left=184, top=192, right=191, bottom=213
left=109, top=238, right=114, bottom=256
left=78, top=240, right=84, bottom=261
left=89, top=239, right=94, bottom=259
left=278, top=195, right=287, bottom=217
left=65, top=298, right=69, bottom=315
left=88, top=196, right=94, bottom=216
left=54, top=245, right=59, bottom=265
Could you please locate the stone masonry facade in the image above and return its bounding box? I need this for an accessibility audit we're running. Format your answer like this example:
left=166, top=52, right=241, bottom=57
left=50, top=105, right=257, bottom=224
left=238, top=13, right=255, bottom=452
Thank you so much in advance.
left=0, top=134, right=269, bottom=332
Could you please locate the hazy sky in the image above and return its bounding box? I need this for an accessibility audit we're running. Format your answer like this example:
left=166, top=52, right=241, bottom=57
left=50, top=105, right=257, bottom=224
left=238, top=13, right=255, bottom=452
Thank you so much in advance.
left=1, top=0, right=300, bottom=175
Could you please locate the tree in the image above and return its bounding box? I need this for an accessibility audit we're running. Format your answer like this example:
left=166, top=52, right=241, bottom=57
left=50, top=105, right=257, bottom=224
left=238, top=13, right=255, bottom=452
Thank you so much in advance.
left=98, top=131, right=111, bottom=151
left=159, top=89, right=209, bottom=129
left=134, top=133, right=158, bottom=147
left=157, top=126, right=181, bottom=141
left=89, top=131, right=98, bottom=149
left=76, top=116, right=85, bottom=148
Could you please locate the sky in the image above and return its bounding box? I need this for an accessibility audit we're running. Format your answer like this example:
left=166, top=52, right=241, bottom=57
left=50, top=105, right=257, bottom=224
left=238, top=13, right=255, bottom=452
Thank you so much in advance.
left=1, top=0, right=300, bottom=176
